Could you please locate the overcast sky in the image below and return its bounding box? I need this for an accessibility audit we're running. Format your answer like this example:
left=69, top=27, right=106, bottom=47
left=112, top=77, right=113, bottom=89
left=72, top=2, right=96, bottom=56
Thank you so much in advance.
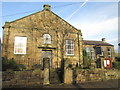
left=0, top=1, right=119, bottom=52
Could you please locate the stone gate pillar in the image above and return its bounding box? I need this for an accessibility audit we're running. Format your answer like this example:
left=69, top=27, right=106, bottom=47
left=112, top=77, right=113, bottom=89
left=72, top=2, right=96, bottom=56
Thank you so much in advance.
left=100, top=58, right=104, bottom=69
left=64, top=59, right=73, bottom=84
left=43, top=57, right=50, bottom=85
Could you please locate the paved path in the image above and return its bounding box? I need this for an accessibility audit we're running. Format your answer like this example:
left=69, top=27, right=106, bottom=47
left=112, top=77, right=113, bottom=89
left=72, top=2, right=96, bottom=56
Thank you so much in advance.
left=43, top=79, right=119, bottom=89
left=2, top=79, right=119, bottom=90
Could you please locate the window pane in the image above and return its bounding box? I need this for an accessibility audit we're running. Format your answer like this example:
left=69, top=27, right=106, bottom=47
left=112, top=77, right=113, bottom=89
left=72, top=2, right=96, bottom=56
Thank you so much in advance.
left=108, top=48, right=110, bottom=51
left=67, top=45, right=71, bottom=49
left=14, top=36, right=27, bottom=54
left=68, top=50, right=71, bottom=54
left=43, top=34, right=51, bottom=44
left=71, top=40, right=74, bottom=44
left=108, top=52, right=111, bottom=55
left=67, top=40, right=71, bottom=44
left=66, top=40, right=74, bottom=55
left=85, top=47, right=95, bottom=60
left=86, top=48, right=89, bottom=52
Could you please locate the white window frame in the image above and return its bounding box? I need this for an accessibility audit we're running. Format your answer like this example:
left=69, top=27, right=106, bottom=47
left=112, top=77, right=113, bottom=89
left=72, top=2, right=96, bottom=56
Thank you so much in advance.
left=43, top=34, right=51, bottom=44
left=86, top=47, right=90, bottom=58
left=86, top=47, right=95, bottom=60
left=66, top=40, right=74, bottom=56
left=14, top=36, right=27, bottom=54
left=90, top=48, right=95, bottom=60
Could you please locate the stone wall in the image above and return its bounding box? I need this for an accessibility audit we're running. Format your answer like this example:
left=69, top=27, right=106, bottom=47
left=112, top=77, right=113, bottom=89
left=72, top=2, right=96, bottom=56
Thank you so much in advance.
left=105, top=69, right=119, bottom=80
left=75, top=68, right=119, bottom=83
left=2, top=69, right=43, bottom=88
left=75, top=69, right=104, bottom=83
left=2, top=68, right=119, bottom=88
left=2, top=68, right=61, bottom=88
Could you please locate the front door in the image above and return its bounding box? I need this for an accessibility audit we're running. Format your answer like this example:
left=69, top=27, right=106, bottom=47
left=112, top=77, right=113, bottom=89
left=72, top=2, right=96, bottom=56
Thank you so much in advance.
left=42, top=50, right=52, bottom=68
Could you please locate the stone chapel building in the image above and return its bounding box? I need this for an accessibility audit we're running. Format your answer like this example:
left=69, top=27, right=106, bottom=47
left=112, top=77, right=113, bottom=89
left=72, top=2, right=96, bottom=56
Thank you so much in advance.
left=2, top=4, right=115, bottom=69
left=2, top=5, right=83, bottom=69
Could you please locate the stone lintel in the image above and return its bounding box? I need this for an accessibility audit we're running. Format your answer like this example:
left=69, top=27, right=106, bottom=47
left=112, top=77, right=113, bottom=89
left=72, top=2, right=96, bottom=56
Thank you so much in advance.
left=38, top=46, right=56, bottom=50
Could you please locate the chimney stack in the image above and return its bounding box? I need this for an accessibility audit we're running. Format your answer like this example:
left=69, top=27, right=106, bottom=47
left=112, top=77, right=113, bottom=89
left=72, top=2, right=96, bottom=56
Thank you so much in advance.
left=43, top=4, right=51, bottom=11
left=102, top=38, right=106, bottom=42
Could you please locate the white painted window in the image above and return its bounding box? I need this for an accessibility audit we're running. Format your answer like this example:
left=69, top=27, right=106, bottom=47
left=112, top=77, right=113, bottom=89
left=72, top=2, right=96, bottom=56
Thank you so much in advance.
left=14, top=36, right=27, bottom=54
left=43, top=34, right=51, bottom=44
left=86, top=47, right=95, bottom=60
left=91, top=48, right=95, bottom=60
left=66, top=40, right=74, bottom=56
left=86, top=47, right=90, bottom=58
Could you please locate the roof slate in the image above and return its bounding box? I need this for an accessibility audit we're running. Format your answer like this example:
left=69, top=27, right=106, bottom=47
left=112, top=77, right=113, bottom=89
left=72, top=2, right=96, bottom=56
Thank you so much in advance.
left=83, top=40, right=114, bottom=46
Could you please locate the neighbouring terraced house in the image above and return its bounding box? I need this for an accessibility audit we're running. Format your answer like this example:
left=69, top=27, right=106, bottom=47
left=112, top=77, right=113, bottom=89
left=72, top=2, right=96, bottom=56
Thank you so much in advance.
left=2, top=4, right=115, bottom=69
left=83, top=38, right=114, bottom=69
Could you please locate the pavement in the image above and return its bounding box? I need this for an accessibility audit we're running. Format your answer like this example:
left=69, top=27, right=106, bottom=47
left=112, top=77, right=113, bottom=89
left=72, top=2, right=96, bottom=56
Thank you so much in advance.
left=1, top=79, right=119, bottom=90
left=43, top=79, right=119, bottom=89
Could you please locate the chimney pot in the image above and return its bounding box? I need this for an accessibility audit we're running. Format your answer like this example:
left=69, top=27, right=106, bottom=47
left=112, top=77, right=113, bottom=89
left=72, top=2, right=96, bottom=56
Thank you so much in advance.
left=102, top=38, right=106, bottom=42
left=43, top=4, right=51, bottom=11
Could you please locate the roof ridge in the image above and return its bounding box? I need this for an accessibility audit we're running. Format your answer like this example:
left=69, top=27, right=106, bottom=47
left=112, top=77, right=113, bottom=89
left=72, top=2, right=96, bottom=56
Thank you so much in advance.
left=83, top=40, right=114, bottom=46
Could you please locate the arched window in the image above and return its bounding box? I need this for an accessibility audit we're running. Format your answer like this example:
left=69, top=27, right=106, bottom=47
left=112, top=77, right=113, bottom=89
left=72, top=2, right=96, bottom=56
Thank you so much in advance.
left=43, top=34, right=51, bottom=44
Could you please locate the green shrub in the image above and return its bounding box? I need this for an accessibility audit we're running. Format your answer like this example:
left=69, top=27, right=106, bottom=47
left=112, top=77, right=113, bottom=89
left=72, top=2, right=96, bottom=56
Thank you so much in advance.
left=8, top=59, right=20, bottom=70
left=112, top=61, right=120, bottom=70
left=2, top=57, right=26, bottom=71
left=2, top=57, right=9, bottom=71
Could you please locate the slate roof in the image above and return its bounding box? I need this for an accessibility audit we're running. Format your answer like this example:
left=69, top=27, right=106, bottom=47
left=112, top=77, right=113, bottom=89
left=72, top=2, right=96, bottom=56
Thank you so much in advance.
left=83, top=40, right=114, bottom=46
